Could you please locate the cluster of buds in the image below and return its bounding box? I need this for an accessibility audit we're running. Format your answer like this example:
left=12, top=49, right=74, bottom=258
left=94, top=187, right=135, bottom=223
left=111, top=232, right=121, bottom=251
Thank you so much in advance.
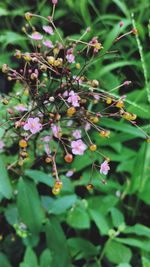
left=1, top=1, right=149, bottom=194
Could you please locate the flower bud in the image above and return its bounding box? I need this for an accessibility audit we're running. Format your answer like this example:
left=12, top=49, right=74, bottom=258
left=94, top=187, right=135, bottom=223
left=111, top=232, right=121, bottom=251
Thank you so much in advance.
left=52, top=0, right=58, bottom=5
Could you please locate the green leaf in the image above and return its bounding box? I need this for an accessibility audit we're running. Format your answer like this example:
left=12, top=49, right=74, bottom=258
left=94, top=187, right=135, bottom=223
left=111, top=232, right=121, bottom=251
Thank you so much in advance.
left=0, top=253, right=11, bottom=267
left=71, top=152, right=92, bottom=171
left=41, top=194, right=77, bottom=215
left=0, top=156, right=12, bottom=199
left=23, top=247, right=38, bottom=267
left=5, top=204, right=18, bottom=226
left=103, top=24, right=120, bottom=51
left=124, top=224, right=150, bottom=237
left=17, top=178, right=45, bottom=233
left=25, top=170, right=54, bottom=187
left=45, top=216, right=70, bottom=267
left=0, top=7, right=9, bottom=16
left=40, top=249, right=52, bottom=267
left=115, top=237, right=150, bottom=252
left=117, top=264, right=132, bottom=267
left=67, top=204, right=90, bottom=229
left=105, top=240, right=132, bottom=264
left=110, top=207, right=125, bottom=228
left=89, top=209, right=109, bottom=235
left=142, top=257, right=150, bottom=267
left=79, top=0, right=91, bottom=26
left=112, top=0, right=130, bottom=17
left=130, top=143, right=150, bottom=196
left=68, top=238, right=98, bottom=260
left=88, top=195, right=118, bottom=215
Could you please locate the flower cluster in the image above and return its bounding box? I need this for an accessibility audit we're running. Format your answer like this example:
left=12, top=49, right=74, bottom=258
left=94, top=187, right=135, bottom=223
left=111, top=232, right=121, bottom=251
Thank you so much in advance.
left=1, top=0, right=149, bottom=194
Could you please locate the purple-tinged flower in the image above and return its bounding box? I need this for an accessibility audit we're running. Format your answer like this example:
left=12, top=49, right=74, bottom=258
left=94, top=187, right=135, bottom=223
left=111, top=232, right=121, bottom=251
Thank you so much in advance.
left=100, top=160, right=110, bottom=175
left=23, top=117, right=42, bottom=134
left=67, top=90, right=80, bottom=107
left=15, top=105, right=28, bottom=112
left=73, top=75, right=82, bottom=84
left=30, top=32, right=43, bottom=40
left=42, top=135, right=52, bottom=143
left=66, top=170, right=74, bottom=177
left=51, top=125, right=61, bottom=138
left=44, top=143, right=51, bottom=155
left=71, top=139, right=87, bottom=155
left=84, top=122, right=91, bottom=131
left=63, top=90, right=69, bottom=98
left=93, top=94, right=100, bottom=100
left=43, top=40, right=54, bottom=48
left=72, top=130, right=82, bottom=139
left=0, top=140, right=4, bottom=150
left=43, top=26, right=54, bottom=35
left=66, top=54, right=75, bottom=63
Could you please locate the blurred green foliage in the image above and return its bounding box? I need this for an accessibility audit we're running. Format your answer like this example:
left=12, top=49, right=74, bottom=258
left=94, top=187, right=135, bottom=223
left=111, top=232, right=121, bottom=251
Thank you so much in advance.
left=0, top=0, right=150, bottom=266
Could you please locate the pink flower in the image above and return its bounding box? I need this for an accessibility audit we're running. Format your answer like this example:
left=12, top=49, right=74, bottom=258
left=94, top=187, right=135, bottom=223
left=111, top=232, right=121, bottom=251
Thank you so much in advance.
left=42, top=135, right=52, bottom=142
left=119, top=21, right=124, bottom=27
left=23, top=117, right=42, bottom=134
left=0, top=140, right=4, bottom=150
left=43, top=26, right=54, bottom=35
left=123, top=80, right=131, bottom=86
left=30, top=32, right=43, bottom=40
left=43, top=40, right=54, bottom=48
left=72, top=130, right=82, bottom=139
left=73, top=75, right=82, bottom=84
left=52, top=0, right=58, bottom=4
left=71, top=139, right=87, bottom=155
left=15, top=105, right=28, bottom=112
left=66, top=54, right=75, bottom=63
left=51, top=125, right=61, bottom=138
left=67, top=90, right=80, bottom=107
left=84, top=122, right=91, bottom=131
left=100, top=160, right=110, bottom=175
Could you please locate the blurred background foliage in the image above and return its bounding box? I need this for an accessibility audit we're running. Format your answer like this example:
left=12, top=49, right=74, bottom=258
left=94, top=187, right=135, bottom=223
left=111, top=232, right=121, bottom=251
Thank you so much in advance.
left=0, top=0, right=150, bottom=267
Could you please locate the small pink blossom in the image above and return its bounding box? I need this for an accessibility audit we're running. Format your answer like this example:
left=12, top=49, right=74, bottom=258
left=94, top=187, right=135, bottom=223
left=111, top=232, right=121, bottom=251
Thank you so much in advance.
left=67, top=90, right=80, bottom=107
left=23, top=117, right=42, bottom=134
left=52, top=0, right=58, bottom=4
left=51, top=125, right=61, bottom=138
left=43, top=26, right=54, bottom=35
left=123, top=80, right=131, bottom=86
left=119, top=21, right=124, bottom=27
left=42, top=135, right=52, bottom=142
left=0, top=140, right=4, bottom=150
left=73, top=75, right=82, bottom=84
left=71, top=139, right=87, bottom=155
left=72, top=130, right=82, bottom=139
left=31, top=32, right=43, bottom=40
left=66, top=54, right=75, bottom=63
left=84, top=122, right=91, bottom=131
left=15, top=105, right=28, bottom=112
left=100, top=160, right=110, bottom=175
left=43, top=40, right=54, bottom=48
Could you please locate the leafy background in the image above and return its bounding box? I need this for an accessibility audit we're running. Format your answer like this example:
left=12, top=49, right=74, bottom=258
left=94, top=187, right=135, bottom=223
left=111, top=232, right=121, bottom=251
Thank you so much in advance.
left=0, top=0, right=150, bottom=266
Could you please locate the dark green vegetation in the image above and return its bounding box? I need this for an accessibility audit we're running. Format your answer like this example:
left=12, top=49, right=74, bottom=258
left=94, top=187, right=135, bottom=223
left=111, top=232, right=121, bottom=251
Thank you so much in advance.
left=0, top=0, right=150, bottom=266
